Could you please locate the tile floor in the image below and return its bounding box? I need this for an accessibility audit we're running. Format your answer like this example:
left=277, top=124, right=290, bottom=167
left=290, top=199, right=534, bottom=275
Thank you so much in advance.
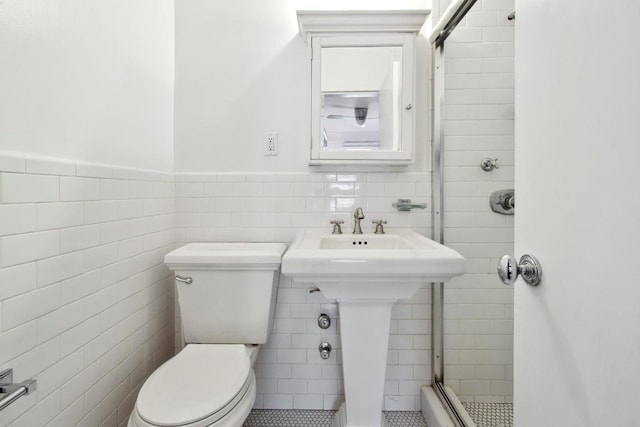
left=461, top=403, right=514, bottom=427
left=243, top=410, right=428, bottom=427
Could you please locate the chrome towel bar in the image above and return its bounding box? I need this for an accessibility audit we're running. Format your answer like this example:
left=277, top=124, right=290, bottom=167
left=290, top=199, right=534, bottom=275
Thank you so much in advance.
left=392, top=199, right=428, bottom=212
left=0, top=369, right=36, bottom=412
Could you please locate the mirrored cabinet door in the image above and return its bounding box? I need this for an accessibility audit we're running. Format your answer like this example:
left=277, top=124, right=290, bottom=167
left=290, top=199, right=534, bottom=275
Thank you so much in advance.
left=310, top=35, right=415, bottom=165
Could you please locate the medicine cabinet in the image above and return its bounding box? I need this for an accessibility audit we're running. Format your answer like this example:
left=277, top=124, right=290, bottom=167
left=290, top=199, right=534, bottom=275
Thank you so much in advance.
left=297, top=10, right=429, bottom=166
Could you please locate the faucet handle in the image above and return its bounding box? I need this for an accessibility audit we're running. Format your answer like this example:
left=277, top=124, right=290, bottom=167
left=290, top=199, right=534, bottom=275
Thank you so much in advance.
left=372, top=220, right=387, bottom=234
left=330, top=220, right=344, bottom=234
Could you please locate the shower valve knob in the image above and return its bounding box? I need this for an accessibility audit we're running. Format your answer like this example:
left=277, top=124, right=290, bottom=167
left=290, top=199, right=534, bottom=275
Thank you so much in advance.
left=317, top=313, right=331, bottom=329
left=481, top=158, right=499, bottom=171
left=498, top=254, right=542, bottom=286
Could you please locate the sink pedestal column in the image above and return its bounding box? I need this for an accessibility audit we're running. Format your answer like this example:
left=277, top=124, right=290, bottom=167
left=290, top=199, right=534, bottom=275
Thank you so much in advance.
left=333, top=299, right=395, bottom=427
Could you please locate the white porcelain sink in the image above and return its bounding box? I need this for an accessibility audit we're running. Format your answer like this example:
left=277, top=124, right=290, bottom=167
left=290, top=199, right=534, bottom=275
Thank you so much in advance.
left=282, top=229, right=465, bottom=427
left=282, top=229, right=465, bottom=299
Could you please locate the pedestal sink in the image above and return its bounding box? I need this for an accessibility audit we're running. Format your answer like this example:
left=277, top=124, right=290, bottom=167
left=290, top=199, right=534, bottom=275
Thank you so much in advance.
left=282, top=230, right=465, bottom=427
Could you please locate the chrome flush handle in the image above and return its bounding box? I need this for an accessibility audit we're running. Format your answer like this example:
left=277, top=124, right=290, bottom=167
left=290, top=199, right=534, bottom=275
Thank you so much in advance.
left=175, top=275, right=193, bottom=285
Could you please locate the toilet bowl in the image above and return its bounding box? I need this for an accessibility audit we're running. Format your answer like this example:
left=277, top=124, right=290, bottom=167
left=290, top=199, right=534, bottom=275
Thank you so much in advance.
left=129, top=345, right=258, bottom=427
left=128, top=242, right=286, bottom=427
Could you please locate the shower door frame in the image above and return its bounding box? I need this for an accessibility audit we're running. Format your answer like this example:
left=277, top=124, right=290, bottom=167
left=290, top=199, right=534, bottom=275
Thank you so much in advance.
left=429, top=1, right=479, bottom=426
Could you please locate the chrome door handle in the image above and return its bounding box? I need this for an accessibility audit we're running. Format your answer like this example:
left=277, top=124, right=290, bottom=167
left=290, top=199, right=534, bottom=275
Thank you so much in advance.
left=175, top=275, right=193, bottom=285
left=498, top=254, right=542, bottom=286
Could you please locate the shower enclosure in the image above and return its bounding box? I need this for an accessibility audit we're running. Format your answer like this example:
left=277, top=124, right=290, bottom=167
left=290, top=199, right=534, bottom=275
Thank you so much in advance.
left=429, top=0, right=515, bottom=426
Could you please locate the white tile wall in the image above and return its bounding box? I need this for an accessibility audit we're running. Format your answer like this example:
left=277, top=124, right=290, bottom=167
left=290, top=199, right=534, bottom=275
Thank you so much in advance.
left=436, top=0, right=515, bottom=404
left=175, top=171, right=432, bottom=411
left=0, top=152, right=176, bottom=426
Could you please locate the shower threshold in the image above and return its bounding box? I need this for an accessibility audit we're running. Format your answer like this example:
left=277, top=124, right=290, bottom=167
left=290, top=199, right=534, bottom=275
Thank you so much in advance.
left=421, top=386, right=513, bottom=427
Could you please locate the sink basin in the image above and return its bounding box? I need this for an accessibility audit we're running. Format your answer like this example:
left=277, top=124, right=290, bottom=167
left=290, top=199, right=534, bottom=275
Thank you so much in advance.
left=282, top=229, right=465, bottom=427
left=319, top=234, right=415, bottom=249
left=282, top=229, right=465, bottom=296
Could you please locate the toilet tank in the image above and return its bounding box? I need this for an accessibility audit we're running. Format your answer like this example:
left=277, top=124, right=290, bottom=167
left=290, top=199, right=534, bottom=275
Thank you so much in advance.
left=165, top=243, right=287, bottom=345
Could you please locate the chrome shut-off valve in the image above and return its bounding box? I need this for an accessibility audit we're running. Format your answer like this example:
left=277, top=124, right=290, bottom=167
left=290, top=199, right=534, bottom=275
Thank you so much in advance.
left=319, top=342, right=332, bottom=360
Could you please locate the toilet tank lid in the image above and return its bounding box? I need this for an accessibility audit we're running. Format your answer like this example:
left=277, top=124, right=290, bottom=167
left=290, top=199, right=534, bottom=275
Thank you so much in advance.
left=165, top=242, right=287, bottom=268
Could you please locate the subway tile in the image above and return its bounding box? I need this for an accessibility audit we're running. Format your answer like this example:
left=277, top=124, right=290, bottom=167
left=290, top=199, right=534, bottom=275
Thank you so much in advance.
left=26, top=155, right=76, bottom=176
left=60, top=224, right=101, bottom=253
left=0, top=262, right=37, bottom=301
left=76, top=163, right=114, bottom=179
left=36, top=251, right=85, bottom=287
left=60, top=317, right=101, bottom=358
left=274, top=197, right=306, bottom=213
left=118, top=199, right=145, bottom=219
left=0, top=204, right=37, bottom=236
left=0, top=173, right=59, bottom=203
left=130, top=180, right=154, bottom=199
left=2, top=283, right=60, bottom=330
left=324, top=182, right=354, bottom=197
left=0, top=320, right=38, bottom=363
left=293, top=394, right=324, bottom=410
left=8, top=389, right=61, bottom=426
left=153, top=181, right=175, bottom=198
left=0, top=151, right=26, bottom=173
left=37, top=299, right=84, bottom=343
left=275, top=173, right=306, bottom=182
left=47, top=395, right=85, bottom=427
left=37, top=202, right=84, bottom=230
left=216, top=173, right=245, bottom=182
left=262, top=394, right=293, bottom=410
left=100, top=220, right=132, bottom=244
left=0, top=230, right=59, bottom=267
left=60, top=176, right=100, bottom=201
left=277, top=379, right=307, bottom=394
left=100, top=179, right=131, bottom=200
left=85, top=200, right=119, bottom=224
left=85, top=242, right=119, bottom=271
left=6, top=336, right=59, bottom=386
left=263, top=183, right=295, bottom=197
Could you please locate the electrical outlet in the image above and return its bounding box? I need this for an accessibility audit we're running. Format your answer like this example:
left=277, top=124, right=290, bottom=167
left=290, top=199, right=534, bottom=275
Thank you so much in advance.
left=264, top=132, right=278, bottom=156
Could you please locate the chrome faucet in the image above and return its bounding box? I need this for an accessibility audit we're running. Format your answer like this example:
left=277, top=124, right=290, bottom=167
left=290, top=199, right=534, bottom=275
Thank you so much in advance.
left=352, top=207, right=364, bottom=234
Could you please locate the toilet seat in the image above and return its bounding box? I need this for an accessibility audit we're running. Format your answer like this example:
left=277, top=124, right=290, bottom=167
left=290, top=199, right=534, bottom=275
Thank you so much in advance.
left=131, top=344, right=253, bottom=427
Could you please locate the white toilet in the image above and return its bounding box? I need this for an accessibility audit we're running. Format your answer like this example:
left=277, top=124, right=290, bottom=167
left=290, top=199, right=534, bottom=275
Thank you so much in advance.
left=128, top=242, right=287, bottom=427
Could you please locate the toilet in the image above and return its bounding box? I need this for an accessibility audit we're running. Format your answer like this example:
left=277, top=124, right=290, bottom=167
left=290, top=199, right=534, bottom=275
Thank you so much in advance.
left=128, top=242, right=287, bottom=427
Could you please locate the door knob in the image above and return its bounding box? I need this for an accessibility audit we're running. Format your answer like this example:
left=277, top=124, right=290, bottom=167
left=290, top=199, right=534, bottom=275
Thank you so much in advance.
left=497, top=254, right=542, bottom=286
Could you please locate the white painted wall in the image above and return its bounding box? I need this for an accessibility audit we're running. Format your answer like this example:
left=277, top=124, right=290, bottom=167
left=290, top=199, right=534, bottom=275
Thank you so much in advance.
left=173, top=0, right=431, bottom=172
left=0, top=0, right=175, bottom=172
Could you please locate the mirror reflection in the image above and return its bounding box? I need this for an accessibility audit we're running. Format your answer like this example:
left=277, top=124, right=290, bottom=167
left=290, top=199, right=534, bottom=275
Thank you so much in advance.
left=320, top=46, right=402, bottom=152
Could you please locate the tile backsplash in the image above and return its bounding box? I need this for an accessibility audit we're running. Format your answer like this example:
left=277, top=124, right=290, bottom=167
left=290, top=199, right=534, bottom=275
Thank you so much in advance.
left=0, top=146, right=510, bottom=423
left=0, top=158, right=434, bottom=425
left=0, top=153, right=175, bottom=426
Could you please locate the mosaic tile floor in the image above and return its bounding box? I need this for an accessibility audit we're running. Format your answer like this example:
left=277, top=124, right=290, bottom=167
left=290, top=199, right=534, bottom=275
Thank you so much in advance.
left=460, top=403, right=513, bottom=427
left=243, top=410, right=427, bottom=427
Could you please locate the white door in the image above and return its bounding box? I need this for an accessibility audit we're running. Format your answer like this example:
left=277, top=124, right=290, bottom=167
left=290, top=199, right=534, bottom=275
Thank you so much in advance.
left=514, top=0, right=640, bottom=425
